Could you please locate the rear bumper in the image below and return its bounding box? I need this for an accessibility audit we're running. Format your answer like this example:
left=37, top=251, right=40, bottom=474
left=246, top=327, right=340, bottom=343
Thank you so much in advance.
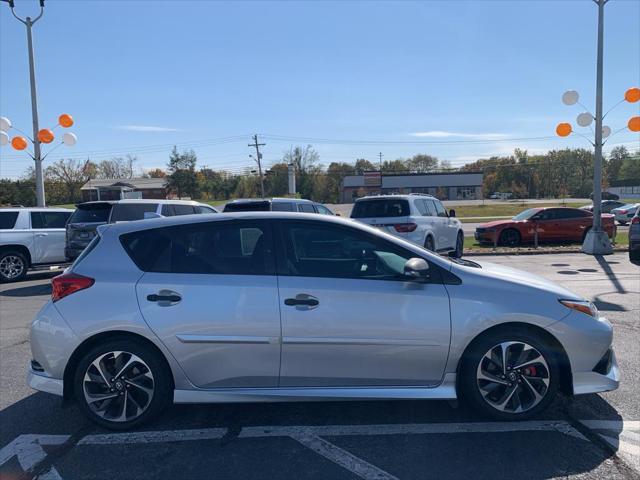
left=27, top=369, right=64, bottom=397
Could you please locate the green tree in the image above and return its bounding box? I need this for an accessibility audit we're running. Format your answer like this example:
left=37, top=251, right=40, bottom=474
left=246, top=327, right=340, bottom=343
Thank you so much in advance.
left=167, top=147, right=198, bottom=198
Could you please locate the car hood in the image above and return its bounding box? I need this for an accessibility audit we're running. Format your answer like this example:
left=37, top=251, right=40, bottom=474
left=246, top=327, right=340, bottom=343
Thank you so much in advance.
left=477, top=219, right=517, bottom=229
left=456, top=259, right=583, bottom=300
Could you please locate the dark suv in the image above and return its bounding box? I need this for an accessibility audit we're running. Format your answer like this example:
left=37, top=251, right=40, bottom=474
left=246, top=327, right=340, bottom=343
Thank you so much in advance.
left=65, top=200, right=216, bottom=260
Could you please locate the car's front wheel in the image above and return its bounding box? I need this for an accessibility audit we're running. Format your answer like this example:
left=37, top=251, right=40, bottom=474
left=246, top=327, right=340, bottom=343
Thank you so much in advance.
left=460, top=329, right=559, bottom=420
left=73, top=338, right=172, bottom=430
left=499, top=229, right=521, bottom=247
left=452, top=231, right=464, bottom=258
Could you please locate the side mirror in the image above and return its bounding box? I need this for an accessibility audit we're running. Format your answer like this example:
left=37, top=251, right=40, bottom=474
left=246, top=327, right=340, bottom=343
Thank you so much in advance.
left=403, top=257, right=430, bottom=280
left=143, top=212, right=163, bottom=220
left=335, top=213, right=341, bottom=216
left=449, top=209, right=456, bottom=218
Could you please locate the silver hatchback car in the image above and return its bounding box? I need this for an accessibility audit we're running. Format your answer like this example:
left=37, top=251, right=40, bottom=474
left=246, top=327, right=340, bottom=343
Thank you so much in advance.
left=29, top=213, right=619, bottom=430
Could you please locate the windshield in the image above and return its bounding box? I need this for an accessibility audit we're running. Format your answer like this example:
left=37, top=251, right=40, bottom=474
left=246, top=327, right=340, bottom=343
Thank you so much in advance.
left=351, top=199, right=410, bottom=218
left=69, top=204, right=112, bottom=223
left=512, top=208, right=539, bottom=221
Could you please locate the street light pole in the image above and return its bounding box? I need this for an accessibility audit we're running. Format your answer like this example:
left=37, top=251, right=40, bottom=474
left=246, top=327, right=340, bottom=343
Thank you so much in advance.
left=3, top=0, right=47, bottom=206
left=583, top=0, right=613, bottom=254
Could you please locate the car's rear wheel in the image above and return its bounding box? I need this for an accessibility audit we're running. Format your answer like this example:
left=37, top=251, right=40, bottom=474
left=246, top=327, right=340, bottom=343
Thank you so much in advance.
left=74, top=338, right=172, bottom=430
left=499, top=229, right=521, bottom=247
left=424, top=235, right=435, bottom=252
left=460, top=329, right=559, bottom=420
left=0, top=250, right=28, bottom=283
left=452, top=231, right=464, bottom=258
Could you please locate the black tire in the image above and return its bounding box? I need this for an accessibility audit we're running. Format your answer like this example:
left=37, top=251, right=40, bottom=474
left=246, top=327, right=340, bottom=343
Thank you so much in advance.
left=0, top=250, right=28, bottom=283
left=630, top=248, right=640, bottom=264
left=73, top=338, right=172, bottom=430
left=452, top=231, right=464, bottom=258
left=424, top=235, right=435, bottom=252
left=499, top=229, right=521, bottom=247
left=459, top=328, right=560, bottom=421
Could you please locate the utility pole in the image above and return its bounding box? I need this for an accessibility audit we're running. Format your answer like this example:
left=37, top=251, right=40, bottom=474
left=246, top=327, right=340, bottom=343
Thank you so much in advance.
left=249, top=134, right=266, bottom=198
left=378, top=152, right=383, bottom=171
left=583, top=0, right=613, bottom=254
left=3, top=0, right=47, bottom=206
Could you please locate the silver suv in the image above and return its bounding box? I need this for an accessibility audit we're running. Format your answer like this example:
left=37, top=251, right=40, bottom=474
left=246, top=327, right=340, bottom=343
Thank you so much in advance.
left=0, top=207, right=73, bottom=282
left=351, top=194, right=464, bottom=257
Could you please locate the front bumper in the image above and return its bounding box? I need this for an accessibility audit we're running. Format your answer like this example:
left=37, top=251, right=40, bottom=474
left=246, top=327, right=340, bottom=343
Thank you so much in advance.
left=572, top=349, right=620, bottom=395
left=27, top=369, right=64, bottom=396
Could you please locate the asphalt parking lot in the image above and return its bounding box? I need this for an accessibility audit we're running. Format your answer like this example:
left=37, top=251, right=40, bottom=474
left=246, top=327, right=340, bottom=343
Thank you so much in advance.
left=1, top=253, right=638, bottom=480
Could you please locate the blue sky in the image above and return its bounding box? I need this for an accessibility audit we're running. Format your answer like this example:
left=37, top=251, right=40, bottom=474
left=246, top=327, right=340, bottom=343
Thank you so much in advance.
left=1, top=0, right=639, bottom=178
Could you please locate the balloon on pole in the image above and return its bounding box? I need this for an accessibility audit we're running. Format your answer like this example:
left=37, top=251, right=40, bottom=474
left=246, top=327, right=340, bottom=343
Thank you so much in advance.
left=37, top=129, right=54, bottom=144
left=0, top=131, right=8, bottom=146
left=555, top=123, right=572, bottom=137
left=0, top=117, right=11, bottom=132
left=62, top=132, right=77, bottom=146
left=562, top=90, right=579, bottom=106
left=11, top=136, right=28, bottom=150
left=629, top=116, right=640, bottom=132
left=624, top=87, right=640, bottom=103
left=602, top=126, right=611, bottom=138
left=577, top=112, right=593, bottom=127
left=58, top=114, right=74, bottom=128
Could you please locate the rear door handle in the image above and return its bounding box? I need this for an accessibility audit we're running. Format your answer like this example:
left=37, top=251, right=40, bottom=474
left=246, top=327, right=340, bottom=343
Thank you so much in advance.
left=35, top=233, right=48, bottom=237
left=147, top=292, right=182, bottom=303
left=284, top=295, right=319, bottom=307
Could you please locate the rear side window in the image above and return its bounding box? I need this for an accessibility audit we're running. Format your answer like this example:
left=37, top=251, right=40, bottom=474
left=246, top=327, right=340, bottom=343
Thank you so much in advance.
left=161, top=204, right=176, bottom=216
left=195, top=205, right=217, bottom=214
left=70, top=205, right=112, bottom=223
left=120, top=221, right=273, bottom=275
left=110, top=203, right=159, bottom=222
left=423, top=200, right=437, bottom=216
left=351, top=200, right=410, bottom=218
left=298, top=203, right=316, bottom=213
left=31, top=211, right=71, bottom=229
left=172, top=204, right=196, bottom=216
left=0, top=212, right=19, bottom=229
left=272, top=202, right=295, bottom=212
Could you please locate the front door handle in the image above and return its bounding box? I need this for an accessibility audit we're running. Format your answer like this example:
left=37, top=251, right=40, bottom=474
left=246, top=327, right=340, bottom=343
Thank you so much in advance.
left=147, top=292, right=182, bottom=303
left=35, top=233, right=48, bottom=237
left=284, top=295, right=319, bottom=307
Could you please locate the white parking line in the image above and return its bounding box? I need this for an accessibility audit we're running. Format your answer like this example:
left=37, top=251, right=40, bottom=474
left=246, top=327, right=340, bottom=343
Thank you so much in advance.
left=0, top=420, right=630, bottom=480
left=577, top=419, right=640, bottom=470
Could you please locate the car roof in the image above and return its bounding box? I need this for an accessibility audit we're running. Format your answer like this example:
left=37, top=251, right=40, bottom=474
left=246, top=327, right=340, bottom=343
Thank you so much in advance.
left=226, top=198, right=312, bottom=204
left=113, top=199, right=199, bottom=205
left=355, top=194, right=435, bottom=201
left=0, top=207, right=73, bottom=212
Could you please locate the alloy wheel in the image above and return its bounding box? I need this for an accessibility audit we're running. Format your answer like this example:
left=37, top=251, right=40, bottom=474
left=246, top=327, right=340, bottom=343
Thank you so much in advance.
left=83, top=351, right=155, bottom=423
left=476, top=341, right=550, bottom=414
left=0, top=255, right=25, bottom=280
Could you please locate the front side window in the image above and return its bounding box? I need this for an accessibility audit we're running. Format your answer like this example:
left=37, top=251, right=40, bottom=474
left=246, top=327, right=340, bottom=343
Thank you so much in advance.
left=121, top=221, right=273, bottom=275
left=280, top=221, right=416, bottom=281
left=31, top=211, right=71, bottom=229
left=298, top=203, right=316, bottom=213
left=315, top=204, right=334, bottom=215
left=172, top=204, right=196, bottom=216
left=110, top=203, right=159, bottom=222
left=0, top=212, right=19, bottom=229
left=272, top=202, right=295, bottom=212
left=433, top=200, right=448, bottom=218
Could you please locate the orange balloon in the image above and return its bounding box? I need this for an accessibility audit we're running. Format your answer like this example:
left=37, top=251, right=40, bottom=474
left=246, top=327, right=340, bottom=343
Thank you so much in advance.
left=625, top=87, right=640, bottom=103
left=58, top=114, right=74, bottom=128
left=11, top=136, right=28, bottom=150
left=629, top=116, right=640, bottom=132
left=555, top=122, right=572, bottom=137
left=37, top=129, right=54, bottom=144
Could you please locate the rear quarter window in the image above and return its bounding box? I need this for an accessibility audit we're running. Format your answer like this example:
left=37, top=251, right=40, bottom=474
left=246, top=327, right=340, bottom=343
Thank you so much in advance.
left=351, top=199, right=410, bottom=218
left=0, top=212, right=19, bottom=229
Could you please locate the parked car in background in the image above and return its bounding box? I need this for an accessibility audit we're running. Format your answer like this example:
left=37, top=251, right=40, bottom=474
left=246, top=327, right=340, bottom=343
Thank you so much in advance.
left=223, top=197, right=335, bottom=215
left=629, top=207, right=640, bottom=264
left=475, top=207, right=616, bottom=246
left=0, top=207, right=73, bottom=282
left=591, top=191, right=620, bottom=201
left=65, top=199, right=216, bottom=261
left=580, top=200, right=626, bottom=214
left=610, top=203, right=640, bottom=225
left=28, top=212, right=618, bottom=429
left=350, top=194, right=464, bottom=257
left=489, top=192, right=513, bottom=200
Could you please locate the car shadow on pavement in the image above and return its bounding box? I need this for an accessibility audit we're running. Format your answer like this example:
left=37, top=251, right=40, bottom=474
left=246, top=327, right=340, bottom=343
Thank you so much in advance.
left=0, top=392, right=627, bottom=479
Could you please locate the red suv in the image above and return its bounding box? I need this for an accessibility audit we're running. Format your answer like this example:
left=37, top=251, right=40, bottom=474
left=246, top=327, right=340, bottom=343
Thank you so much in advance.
left=475, top=207, right=617, bottom=246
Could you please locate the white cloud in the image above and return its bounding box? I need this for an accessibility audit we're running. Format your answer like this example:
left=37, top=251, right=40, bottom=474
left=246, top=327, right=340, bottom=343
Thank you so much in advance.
left=115, top=125, right=180, bottom=132
left=409, top=131, right=511, bottom=140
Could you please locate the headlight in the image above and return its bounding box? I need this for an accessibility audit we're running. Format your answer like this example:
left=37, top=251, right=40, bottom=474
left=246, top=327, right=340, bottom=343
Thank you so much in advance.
left=559, top=299, right=598, bottom=318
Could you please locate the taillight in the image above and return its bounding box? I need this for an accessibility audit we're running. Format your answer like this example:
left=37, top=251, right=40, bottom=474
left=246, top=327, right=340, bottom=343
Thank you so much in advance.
left=633, top=216, right=640, bottom=225
left=52, top=272, right=94, bottom=302
left=394, top=223, right=418, bottom=233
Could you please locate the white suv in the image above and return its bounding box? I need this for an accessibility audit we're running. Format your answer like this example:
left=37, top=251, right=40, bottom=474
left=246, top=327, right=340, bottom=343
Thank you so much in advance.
left=350, top=194, right=464, bottom=257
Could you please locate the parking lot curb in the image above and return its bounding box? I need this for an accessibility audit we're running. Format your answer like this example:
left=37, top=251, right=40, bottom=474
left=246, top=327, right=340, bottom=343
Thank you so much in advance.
left=465, top=246, right=628, bottom=256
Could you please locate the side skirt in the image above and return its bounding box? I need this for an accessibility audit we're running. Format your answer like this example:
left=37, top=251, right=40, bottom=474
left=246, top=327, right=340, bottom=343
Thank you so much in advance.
left=174, top=373, right=457, bottom=404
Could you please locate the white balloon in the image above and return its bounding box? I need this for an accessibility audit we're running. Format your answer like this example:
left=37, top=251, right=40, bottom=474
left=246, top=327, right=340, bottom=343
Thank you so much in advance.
left=602, top=126, right=611, bottom=138
left=0, top=116, right=11, bottom=132
left=62, top=132, right=77, bottom=146
left=562, top=90, right=579, bottom=106
left=577, top=112, right=593, bottom=127
left=0, top=131, right=8, bottom=146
